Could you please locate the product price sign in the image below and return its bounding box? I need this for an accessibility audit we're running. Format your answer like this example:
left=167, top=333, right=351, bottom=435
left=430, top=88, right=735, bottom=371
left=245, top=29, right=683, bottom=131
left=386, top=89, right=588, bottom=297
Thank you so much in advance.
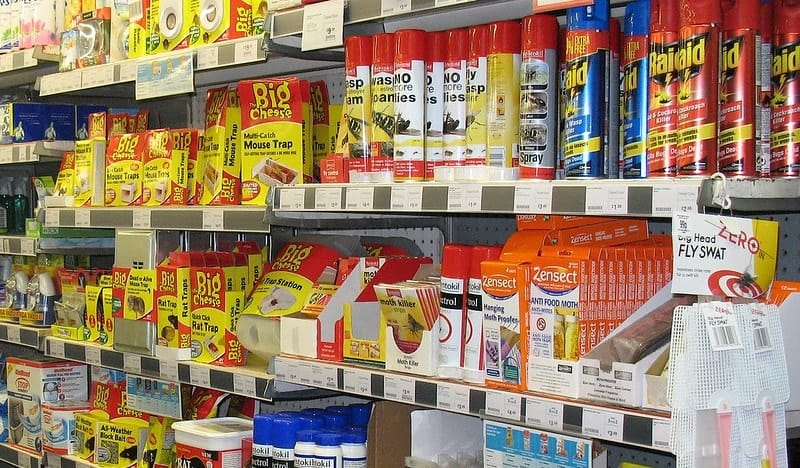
left=390, top=185, right=423, bottom=211
left=448, top=184, right=482, bottom=211
left=0, top=146, right=12, bottom=164
left=382, top=0, right=411, bottom=15
left=311, top=364, right=338, bottom=390
left=279, top=188, right=306, bottom=210
left=6, top=325, right=20, bottom=344
left=651, top=419, right=671, bottom=450
left=202, top=209, right=224, bottom=230
left=526, top=399, right=563, bottom=431
left=16, top=451, right=32, bottom=468
left=314, top=187, right=343, bottom=210
left=82, top=64, right=115, bottom=88
left=85, top=346, right=102, bottom=366
left=651, top=186, right=674, bottom=217
left=297, top=362, right=314, bottom=385
left=48, top=338, right=65, bottom=358
left=124, top=354, right=142, bottom=374
left=132, top=208, right=151, bottom=228
left=301, top=0, right=344, bottom=51
left=582, top=408, right=623, bottom=442
left=346, top=186, right=374, bottom=210
left=119, top=60, right=139, bottom=82
left=436, top=384, right=470, bottom=413
left=135, top=53, right=194, bottom=100
left=20, top=238, right=34, bottom=256
left=485, top=391, right=522, bottom=422
left=189, top=365, right=211, bottom=388
left=196, top=46, right=219, bottom=69
left=44, top=209, right=60, bottom=228
left=514, top=184, right=552, bottom=213
left=606, top=187, right=628, bottom=214
left=675, top=185, right=700, bottom=213
left=233, top=374, right=257, bottom=397
left=160, top=360, right=179, bottom=381
left=0, top=53, right=12, bottom=72
left=74, top=209, right=91, bottom=227
left=384, top=375, right=415, bottom=403
left=234, top=38, right=261, bottom=64
left=343, top=369, right=371, bottom=395
left=435, top=0, right=475, bottom=6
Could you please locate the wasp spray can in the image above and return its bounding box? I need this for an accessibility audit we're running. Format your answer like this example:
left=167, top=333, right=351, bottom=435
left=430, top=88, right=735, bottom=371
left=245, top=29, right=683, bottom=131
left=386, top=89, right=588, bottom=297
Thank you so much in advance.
left=719, top=0, right=760, bottom=177
left=443, top=28, right=469, bottom=168
left=564, top=1, right=610, bottom=179
left=487, top=21, right=522, bottom=168
left=757, top=0, right=773, bottom=176
left=770, top=0, right=800, bottom=176
left=426, top=31, right=448, bottom=180
left=466, top=24, right=490, bottom=166
left=345, top=35, right=373, bottom=182
left=519, top=14, right=559, bottom=179
left=622, top=0, right=651, bottom=178
left=370, top=33, right=396, bottom=180
left=676, top=0, right=721, bottom=176
left=393, top=29, right=427, bottom=182
left=647, top=0, right=680, bottom=176
left=608, top=17, right=621, bottom=178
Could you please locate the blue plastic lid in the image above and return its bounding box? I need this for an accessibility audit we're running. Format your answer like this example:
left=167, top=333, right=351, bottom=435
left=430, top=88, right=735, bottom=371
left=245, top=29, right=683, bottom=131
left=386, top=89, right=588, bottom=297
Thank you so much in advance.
left=271, top=416, right=301, bottom=449
left=275, top=411, right=300, bottom=418
left=567, top=0, right=610, bottom=31
left=324, top=412, right=348, bottom=429
left=314, top=431, right=343, bottom=447
left=341, top=428, right=367, bottom=445
left=253, top=413, right=276, bottom=445
left=348, top=403, right=373, bottom=426
left=625, top=0, right=651, bottom=36
left=298, top=415, right=325, bottom=430
left=300, top=408, right=327, bottom=418
left=325, top=406, right=351, bottom=422
left=295, top=429, right=317, bottom=443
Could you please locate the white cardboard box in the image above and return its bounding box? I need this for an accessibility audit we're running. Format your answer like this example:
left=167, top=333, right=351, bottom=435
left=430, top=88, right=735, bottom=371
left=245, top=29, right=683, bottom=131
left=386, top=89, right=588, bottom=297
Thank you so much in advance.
left=527, top=357, right=581, bottom=399
left=642, top=345, right=670, bottom=412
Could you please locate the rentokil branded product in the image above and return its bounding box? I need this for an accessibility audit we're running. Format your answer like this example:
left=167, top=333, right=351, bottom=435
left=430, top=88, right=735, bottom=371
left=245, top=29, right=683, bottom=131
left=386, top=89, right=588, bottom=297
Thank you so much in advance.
left=463, top=245, right=501, bottom=383
left=770, top=0, right=800, bottom=176
left=425, top=31, right=447, bottom=180
left=437, top=244, right=472, bottom=380
left=622, top=0, right=650, bottom=178
left=647, top=0, right=680, bottom=176
left=173, top=417, right=253, bottom=468
left=443, top=29, right=469, bottom=168
left=42, top=400, right=90, bottom=456
left=393, top=29, right=427, bottom=181
left=370, top=33, right=396, bottom=177
left=345, top=35, right=373, bottom=179
left=466, top=24, right=489, bottom=166
left=486, top=20, right=522, bottom=168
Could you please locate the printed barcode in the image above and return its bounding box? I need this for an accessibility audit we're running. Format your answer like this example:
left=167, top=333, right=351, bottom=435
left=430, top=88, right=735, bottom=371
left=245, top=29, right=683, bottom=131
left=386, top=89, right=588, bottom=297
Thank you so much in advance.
left=711, top=325, right=741, bottom=348
left=754, top=326, right=771, bottom=351
left=129, top=0, right=144, bottom=19
left=488, top=148, right=505, bottom=166
left=587, top=205, right=603, bottom=211
left=655, top=207, right=671, bottom=213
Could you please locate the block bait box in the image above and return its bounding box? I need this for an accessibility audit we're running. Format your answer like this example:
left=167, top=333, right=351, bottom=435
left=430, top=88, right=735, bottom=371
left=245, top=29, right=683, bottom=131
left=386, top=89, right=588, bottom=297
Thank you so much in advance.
left=95, top=417, right=149, bottom=468
left=238, top=77, right=305, bottom=204
left=105, top=133, right=147, bottom=206
left=75, top=410, right=108, bottom=462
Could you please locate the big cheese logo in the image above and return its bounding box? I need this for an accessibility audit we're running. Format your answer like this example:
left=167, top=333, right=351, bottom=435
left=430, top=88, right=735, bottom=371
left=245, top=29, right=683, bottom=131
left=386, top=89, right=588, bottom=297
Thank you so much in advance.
left=248, top=80, right=293, bottom=120
left=482, top=273, right=518, bottom=298
left=193, top=270, right=223, bottom=308
left=110, top=134, right=141, bottom=161
left=205, top=88, right=227, bottom=128
left=531, top=265, right=578, bottom=295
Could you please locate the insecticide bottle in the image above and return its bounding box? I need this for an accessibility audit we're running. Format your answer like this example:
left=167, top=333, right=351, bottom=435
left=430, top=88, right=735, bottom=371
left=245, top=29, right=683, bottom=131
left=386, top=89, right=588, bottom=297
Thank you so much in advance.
left=757, top=0, right=773, bottom=177
left=466, top=24, right=490, bottom=166
left=463, top=245, right=501, bottom=384
left=393, top=29, right=427, bottom=182
left=253, top=413, right=275, bottom=468
left=437, top=244, right=472, bottom=380
left=487, top=20, right=522, bottom=169
left=519, top=14, right=559, bottom=180
left=647, top=0, right=680, bottom=176
left=293, top=430, right=317, bottom=468
left=443, top=28, right=469, bottom=169
left=344, top=35, right=373, bottom=182
left=270, top=416, right=300, bottom=468
left=608, top=17, right=621, bottom=179
left=564, top=0, right=610, bottom=179
left=770, top=0, right=800, bottom=176
left=622, top=0, right=651, bottom=178
left=676, top=0, right=722, bottom=176
left=426, top=31, right=447, bottom=180
left=719, top=0, right=760, bottom=177
left=313, top=431, right=343, bottom=468
left=370, top=33, right=395, bottom=180
left=340, top=428, right=367, bottom=468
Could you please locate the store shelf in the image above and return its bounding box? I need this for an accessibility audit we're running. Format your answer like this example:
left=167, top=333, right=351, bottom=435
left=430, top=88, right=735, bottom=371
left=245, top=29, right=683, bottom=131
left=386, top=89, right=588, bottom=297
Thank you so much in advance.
left=45, top=337, right=274, bottom=401
left=44, top=453, right=97, bottom=468
left=0, top=141, right=72, bottom=165
left=0, top=322, right=50, bottom=349
left=273, top=356, right=672, bottom=453
left=273, top=179, right=701, bottom=217
left=40, top=206, right=271, bottom=233
left=0, top=236, right=38, bottom=256
left=699, top=178, right=800, bottom=212
left=0, top=443, right=43, bottom=468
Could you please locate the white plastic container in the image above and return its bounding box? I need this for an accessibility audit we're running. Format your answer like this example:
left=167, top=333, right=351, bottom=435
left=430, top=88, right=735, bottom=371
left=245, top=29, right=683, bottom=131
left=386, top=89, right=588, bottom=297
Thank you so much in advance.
left=42, top=400, right=90, bottom=455
left=173, top=417, right=254, bottom=468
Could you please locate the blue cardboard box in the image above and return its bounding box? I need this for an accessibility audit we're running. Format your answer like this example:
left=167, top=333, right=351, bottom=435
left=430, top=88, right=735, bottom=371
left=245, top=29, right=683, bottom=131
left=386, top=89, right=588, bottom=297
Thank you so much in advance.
left=0, top=103, right=76, bottom=144
left=75, top=105, right=107, bottom=139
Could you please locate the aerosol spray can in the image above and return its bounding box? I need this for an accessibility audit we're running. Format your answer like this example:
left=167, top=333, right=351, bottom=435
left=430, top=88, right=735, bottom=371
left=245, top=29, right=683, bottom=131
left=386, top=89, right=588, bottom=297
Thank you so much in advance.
left=608, top=17, right=622, bottom=178
left=519, top=14, right=559, bottom=179
left=462, top=245, right=501, bottom=384
left=647, top=0, right=680, bottom=176
left=466, top=24, right=490, bottom=166
left=770, top=0, right=800, bottom=176
left=622, top=0, right=651, bottom=178
left=438, top=244, right=472, bottom=380
left=443, top=28, right=469, bottom=168
left=393, top=29, right=427, bottom=181
left=345, top=36, right=373, bottom=181
left=757, top=0, right=773, bottom=177
left=487, top=20, right=522, bottom=168
left=426, top=31, right=447, bottom=180
left=370, top=33, right=396, bottom=180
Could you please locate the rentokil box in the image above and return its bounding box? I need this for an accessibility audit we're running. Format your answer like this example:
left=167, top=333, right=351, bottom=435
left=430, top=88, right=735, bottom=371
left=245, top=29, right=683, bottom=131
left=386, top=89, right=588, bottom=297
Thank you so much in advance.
left=0, top=103, right=76, bottom=144
left=105, top=133, right=147, bottom=206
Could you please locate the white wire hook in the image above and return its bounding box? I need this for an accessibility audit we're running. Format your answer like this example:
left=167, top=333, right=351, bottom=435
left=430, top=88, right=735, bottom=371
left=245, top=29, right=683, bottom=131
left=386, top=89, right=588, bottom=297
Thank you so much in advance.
left=709, top=172, right=732, bottom=211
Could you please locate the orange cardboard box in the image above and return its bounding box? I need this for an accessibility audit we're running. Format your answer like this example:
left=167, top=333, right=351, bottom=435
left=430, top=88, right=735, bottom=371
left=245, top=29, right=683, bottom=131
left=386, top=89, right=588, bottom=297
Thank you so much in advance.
left=515, top=214, right=617, bottom=231
left=544, top=218, right=649, bottom=247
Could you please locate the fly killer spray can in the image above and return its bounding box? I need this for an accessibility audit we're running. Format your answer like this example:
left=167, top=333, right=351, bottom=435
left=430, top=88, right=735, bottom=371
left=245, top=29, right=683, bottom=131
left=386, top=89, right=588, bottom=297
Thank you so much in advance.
left=564, top=1, right=610, bottom=179
left=487, top=20, right=522, bottom=168
left=622, top=0, right=651, bottom=178
left=519, top=14, right=559, bottom=179
left=466, top=24, right=490, bottom=166
left=393, top=29, right=427, bottom=182
left=770, top=0, right=800, bottom=177
left=676, top=0, right=721, bottom=176
left=608, top=17, right=621, bottom=178
left=757, top=0, right=773, bottom=176
left=647, top=0, right=680, bottom=176
left=345, top=35, right=373, bottom=180
left=370, top=33, right=396, bottom=179
left=443, top=28, right=469, bottom=168
left=719, top=0, right=760, bottom=177
left=426, top=31, right=447, bottom=180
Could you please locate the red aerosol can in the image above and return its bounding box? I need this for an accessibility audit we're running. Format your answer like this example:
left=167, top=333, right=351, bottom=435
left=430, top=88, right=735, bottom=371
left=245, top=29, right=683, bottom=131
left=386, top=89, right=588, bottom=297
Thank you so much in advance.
left=676, top=0, right=722, bottom=176
left=647, top=0, right=680, bottom=176
left=770, top=0, right=800, bottom=177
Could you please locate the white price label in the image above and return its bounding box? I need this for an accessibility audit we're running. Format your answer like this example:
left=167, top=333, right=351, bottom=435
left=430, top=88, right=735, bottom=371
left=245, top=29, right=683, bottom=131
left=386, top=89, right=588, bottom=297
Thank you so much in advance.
left=514, top=184, right=552, bottom=213
left=234, top=39, right=260, bottom=63
left=160, top=360, right=179, bottom=381
left=315, top=187, right=343, bottom=210
left=318, top=365, right=338, bottom=389
left=49, top=339, right=65, bottom=358
left=132, top=209, right=151, bottom=228
left=20, top=238, right=35, bottom=256
left=0, top=54, right=12, bottom=72
left=346, top=186, right=374, bottom=210
left=0, top=146, right=12, bottom=163
left=6, top=325, right=20, bottom=344
left=384, top=375, right=415, bottom=403
left=301, top=0, right=344, bottom=51
left=391, top=185, right=423, bottom=211
left=298, top=362, right=314, bottom=384
left=202, top=209, right=224, bottom=230
left=189, top=365, right=211, bottom=388
left=119, top=60, right=138, bottom=82
left=197, top=47, right=219, bottom=69
left=1, top=238, right=7, bottom=253
left=16, top=451, right=32, bottom=468
left=44, top=209, right=60, bottom=227
left=702, top=302, right=744, bottom=351
left=652, top=419, right=671, bottom=449
left=22, top=48, right=36, bottom=67
left=280, top=361, right=300, bottom=382
left=676, top=186, right=699, bottom=213
left=585, top=186, right=608, bottom=213
left=279, top=188, right=306, bottom=210
left=436, top=384, right=470, bottom=413
left=74, top=209, right=91, bottom=227
left=233, top=374, right=257, bottom=396
left=651, top=186, right=674, bottom=217
left=525, top=399, right=563, bottom=431
left=85, top=346, right=102, bottom=366
left=124, top=354, right=142, bottom=374
left=751, top=305, right=773, bottom=352
left=82, top=64, right=115, bottom=88
left=607, top=187, right=628, bottom=214
left=582, top=408, right=623, bottom=441
left=343, top=369, right=371, bottom=395
left=435, top=0, right=469, bottom=5
left=448, top=184, right=482, bottom=211
left=485, top=391, right=522, bottom=421
left=381, top=0, right=411, bottom=15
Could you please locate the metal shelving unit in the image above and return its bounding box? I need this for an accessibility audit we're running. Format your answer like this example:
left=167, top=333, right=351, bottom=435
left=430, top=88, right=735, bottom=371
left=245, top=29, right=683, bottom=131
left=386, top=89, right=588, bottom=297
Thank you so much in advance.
left=0, top=323, right=50, bottom=349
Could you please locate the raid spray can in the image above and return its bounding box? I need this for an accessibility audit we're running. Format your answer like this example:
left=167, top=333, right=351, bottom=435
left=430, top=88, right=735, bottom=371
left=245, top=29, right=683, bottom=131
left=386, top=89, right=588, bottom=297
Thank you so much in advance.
left=647, top=0, right=680, bottom=176
left=443, top=28, right=469, bottom=168
left=519, top=14, right=559, bottom=180
left=608, top=17, right=621, bottom=178
left=757, top=0, right=773, bottom=176
left=622, top=0, right=651, bottom=178
left=770, top=0, right=800, bottom=176
left=718, top=0, right=760, bottom=177
left=344, top=36, right=373, bottom=180
left=487, top=20, right=522, bottom=168
left=393, top=29, right=427, bottom=182
left=370, top=33, right=396, bottom=178
left=564, top=0, right=610, bottom=179
left=676, top=0, right=722, bottom=176
left=426, top=31, right=448, bottom=180
left=466, top=24, right=490, bottom=166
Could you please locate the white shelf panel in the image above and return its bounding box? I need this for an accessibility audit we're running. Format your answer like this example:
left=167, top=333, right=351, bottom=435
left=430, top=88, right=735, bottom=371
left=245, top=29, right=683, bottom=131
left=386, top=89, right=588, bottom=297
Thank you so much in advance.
left=0, top=322, right=50, bottom=348
left=0, top=443, right=43, bottom=468
left=0, top=49, right=38, bottom=73
left=0, top=236, right=38, bottom=257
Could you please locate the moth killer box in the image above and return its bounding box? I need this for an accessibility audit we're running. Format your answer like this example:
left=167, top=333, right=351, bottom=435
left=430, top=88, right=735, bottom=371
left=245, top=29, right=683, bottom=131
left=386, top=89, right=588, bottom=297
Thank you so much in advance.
left=106, top=133, right=147, bottom=207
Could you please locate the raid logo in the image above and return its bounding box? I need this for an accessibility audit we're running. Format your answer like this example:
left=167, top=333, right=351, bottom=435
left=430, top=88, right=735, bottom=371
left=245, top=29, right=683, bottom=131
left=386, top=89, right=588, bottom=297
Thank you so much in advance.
left=676, top=33, right=710, bottom=101
left=564, top=57, right=589, bottom=92
left=720, top=36, right=744, bottom=83
left=772, top=41, right=800, bottom=107
left=649, top=40, right=680, bottom=103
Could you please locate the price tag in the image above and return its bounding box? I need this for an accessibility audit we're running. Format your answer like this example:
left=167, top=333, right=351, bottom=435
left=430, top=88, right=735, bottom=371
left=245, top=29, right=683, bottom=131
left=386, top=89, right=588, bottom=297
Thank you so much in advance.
left=6, top=325, right=20, bottom=344
left=0, top=54, right=12, bottom=72
left=124, top=354, right=142, bottom=374
left=283, top=361, right=301, bottom=382
left=22, top=48, right=36, bottom=67
left=235, top=38, right=260, bottom=63
left=485, top=391, right=521, bottom=421
left=85, top=346, right=102, bottom=366
left=135, top=53, right=194, bottom=100
left=676, top=186, right=699, bottom=213
left=189, top=365, right=211, bottom=388
left=651, top=186, right=674, bottom=217
left=384, top=375, right=415, bottom=403
left=1, top=238, right=7, bottom=253
left=20, top=238, right=35, bottom=256
left=74, top=210, right=91, bottom=227
left=447, top=184, right=481, bottom=211
left=16, top=451, right=32, bottom=468
left=202, top=209, right=224, bottom=230
left=606, top=187, right=628, bottom=214
left=82, top=64, right=115, bottom=88
left=314, top=187, right=343, bottom=210
left=346, top=186, right=374, bottom=210
left=436, top=384, right=470, bottom=413
left=160, top=360, right=179, bottom=381
left=301, top=0, right=344, bottom=51
left=391, top=185, right=423, bottom=211
left=132, top=209, right=151, bottom=228
left=297, top=362, right=314, bottom=384
left=381, top=0, right=411, bottom=16
left=343, top=369, right=371, bottom=395
left=435, top=0, right=470, bottom=6
left=651, top=419, right=671, bottom=450
left=316, top=365, right=338, bottom=389
left=514, top=184, right=553, bottom=213
left=49, top=339, right=65, bottom=358
left=279, top=188, right=306, bottom=210
left=0, top=146, right=12, bottom=163
left=119, top=60, right=138, bottom=82
left=197, top=47, right=220, bottom=69
left=525, top=399, right=563, bottom=431
left=582, top=408, right=623, bottom=441
left=44, top=209, right=60, bottom=227
left=233, top=374, right=257, bottom=396
left=585, top=186, right=608, bottom=213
